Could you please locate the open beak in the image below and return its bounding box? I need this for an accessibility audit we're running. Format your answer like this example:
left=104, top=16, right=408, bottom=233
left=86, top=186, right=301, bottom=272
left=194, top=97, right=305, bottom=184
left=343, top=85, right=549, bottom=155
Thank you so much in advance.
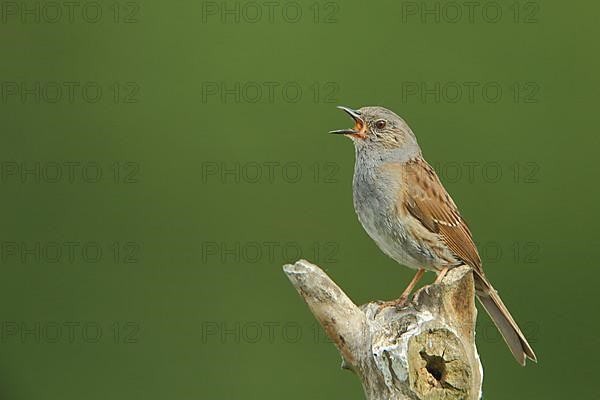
left=329, top=106, right=365, bottom=135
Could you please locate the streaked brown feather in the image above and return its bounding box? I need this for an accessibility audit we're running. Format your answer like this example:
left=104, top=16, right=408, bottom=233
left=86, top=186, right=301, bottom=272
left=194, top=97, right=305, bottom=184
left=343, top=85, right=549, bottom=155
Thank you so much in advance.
left=402, top=157, right=483, bottom=272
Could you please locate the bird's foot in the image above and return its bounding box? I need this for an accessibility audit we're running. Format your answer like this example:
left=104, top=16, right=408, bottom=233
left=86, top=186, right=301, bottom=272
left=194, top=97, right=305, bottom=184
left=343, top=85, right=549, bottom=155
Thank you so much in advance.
left=374, top=295, right=410, bottom=317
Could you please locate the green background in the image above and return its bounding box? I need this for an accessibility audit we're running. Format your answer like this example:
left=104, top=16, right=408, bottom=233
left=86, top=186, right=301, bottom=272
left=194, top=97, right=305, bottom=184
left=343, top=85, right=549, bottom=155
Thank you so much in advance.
left=0, top=0, right=597, bottom=398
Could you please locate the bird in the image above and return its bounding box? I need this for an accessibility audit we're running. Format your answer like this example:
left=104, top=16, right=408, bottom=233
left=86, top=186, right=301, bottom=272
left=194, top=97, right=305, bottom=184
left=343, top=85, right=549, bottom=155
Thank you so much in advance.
left=329, top=105, right=537, bottom=365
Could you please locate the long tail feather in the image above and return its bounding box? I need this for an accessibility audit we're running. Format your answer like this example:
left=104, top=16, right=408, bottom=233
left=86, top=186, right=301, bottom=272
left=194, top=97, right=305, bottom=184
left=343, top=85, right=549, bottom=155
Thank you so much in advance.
left=474, top=273, right=537, bottom=365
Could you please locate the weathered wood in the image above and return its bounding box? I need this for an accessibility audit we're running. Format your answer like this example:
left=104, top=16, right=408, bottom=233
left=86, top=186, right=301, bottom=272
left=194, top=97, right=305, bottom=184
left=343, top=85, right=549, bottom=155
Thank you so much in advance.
left=283, top=260, right=482, bottom=400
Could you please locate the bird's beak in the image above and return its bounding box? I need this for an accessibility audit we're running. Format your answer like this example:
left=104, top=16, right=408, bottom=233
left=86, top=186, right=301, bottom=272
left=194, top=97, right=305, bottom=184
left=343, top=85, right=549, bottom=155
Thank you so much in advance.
left=329, top=106, right=365, bottom=135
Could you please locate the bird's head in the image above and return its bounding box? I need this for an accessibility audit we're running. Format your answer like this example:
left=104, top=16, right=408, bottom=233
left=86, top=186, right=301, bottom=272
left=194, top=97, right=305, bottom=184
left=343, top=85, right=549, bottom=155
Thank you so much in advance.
left=330, top=106, right=420, bottom=154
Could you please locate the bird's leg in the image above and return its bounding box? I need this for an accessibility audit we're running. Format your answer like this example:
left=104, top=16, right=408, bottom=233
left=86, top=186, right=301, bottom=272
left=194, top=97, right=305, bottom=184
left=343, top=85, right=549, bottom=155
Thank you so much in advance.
left=398, top=268, right=425, bottom=305
left=434, top=267, right=449, bottom=284
left=377, top=268, right=425, bottom=313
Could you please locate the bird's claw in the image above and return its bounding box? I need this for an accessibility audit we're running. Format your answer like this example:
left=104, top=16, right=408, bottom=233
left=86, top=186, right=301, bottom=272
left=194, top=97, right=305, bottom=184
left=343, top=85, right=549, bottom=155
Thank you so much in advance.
left=374, top=295, right=410, bottom=317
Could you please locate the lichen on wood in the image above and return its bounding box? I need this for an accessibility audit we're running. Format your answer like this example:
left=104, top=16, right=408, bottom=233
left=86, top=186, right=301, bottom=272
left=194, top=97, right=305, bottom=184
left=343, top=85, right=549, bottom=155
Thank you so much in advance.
left=283, top=260, right=482, bottom=400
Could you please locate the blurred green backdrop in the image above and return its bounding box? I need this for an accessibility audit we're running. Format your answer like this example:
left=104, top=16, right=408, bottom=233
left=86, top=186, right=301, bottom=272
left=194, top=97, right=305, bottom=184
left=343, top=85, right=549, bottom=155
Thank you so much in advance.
left=0, top=0, right=597, bottom=398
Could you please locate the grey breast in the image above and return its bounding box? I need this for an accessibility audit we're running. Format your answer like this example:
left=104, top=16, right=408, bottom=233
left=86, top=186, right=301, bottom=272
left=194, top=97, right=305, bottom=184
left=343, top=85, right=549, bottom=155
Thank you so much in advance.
left=351, top=151, right=425, bottom=270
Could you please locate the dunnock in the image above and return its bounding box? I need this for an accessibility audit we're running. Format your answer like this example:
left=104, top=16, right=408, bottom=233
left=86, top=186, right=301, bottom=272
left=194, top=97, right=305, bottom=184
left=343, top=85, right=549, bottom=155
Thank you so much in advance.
left=330, top=106, right=536, bottom=365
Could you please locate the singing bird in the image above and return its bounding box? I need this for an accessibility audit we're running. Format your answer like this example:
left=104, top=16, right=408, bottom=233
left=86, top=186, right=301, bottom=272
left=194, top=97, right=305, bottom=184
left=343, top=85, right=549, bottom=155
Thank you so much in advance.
left=330, top=105, right=536, bottom=365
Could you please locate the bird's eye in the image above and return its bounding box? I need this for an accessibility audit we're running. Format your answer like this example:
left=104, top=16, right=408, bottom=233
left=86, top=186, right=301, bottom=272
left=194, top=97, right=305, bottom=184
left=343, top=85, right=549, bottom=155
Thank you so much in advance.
left=375, top=120, right=386, bottom=130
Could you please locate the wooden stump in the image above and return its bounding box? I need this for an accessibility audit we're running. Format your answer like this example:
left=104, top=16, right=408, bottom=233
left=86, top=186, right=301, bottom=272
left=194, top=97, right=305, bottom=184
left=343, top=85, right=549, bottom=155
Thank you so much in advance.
left=283, top=260, right=482, bottom=400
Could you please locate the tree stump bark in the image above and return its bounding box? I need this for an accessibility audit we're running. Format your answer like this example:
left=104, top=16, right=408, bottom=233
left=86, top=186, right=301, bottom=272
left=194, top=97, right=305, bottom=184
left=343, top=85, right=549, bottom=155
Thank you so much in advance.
left=283, top=260, right=483, bottom=400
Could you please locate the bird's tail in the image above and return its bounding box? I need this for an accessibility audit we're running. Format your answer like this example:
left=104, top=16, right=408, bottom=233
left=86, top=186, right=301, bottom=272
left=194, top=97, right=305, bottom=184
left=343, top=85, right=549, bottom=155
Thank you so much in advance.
left=473, top=273, right=537, bottom=365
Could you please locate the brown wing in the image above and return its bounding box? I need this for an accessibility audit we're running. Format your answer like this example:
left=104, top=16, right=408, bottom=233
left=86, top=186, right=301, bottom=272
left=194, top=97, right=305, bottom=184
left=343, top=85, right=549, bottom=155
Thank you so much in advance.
left=402, top=157, right=483, bottom=271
